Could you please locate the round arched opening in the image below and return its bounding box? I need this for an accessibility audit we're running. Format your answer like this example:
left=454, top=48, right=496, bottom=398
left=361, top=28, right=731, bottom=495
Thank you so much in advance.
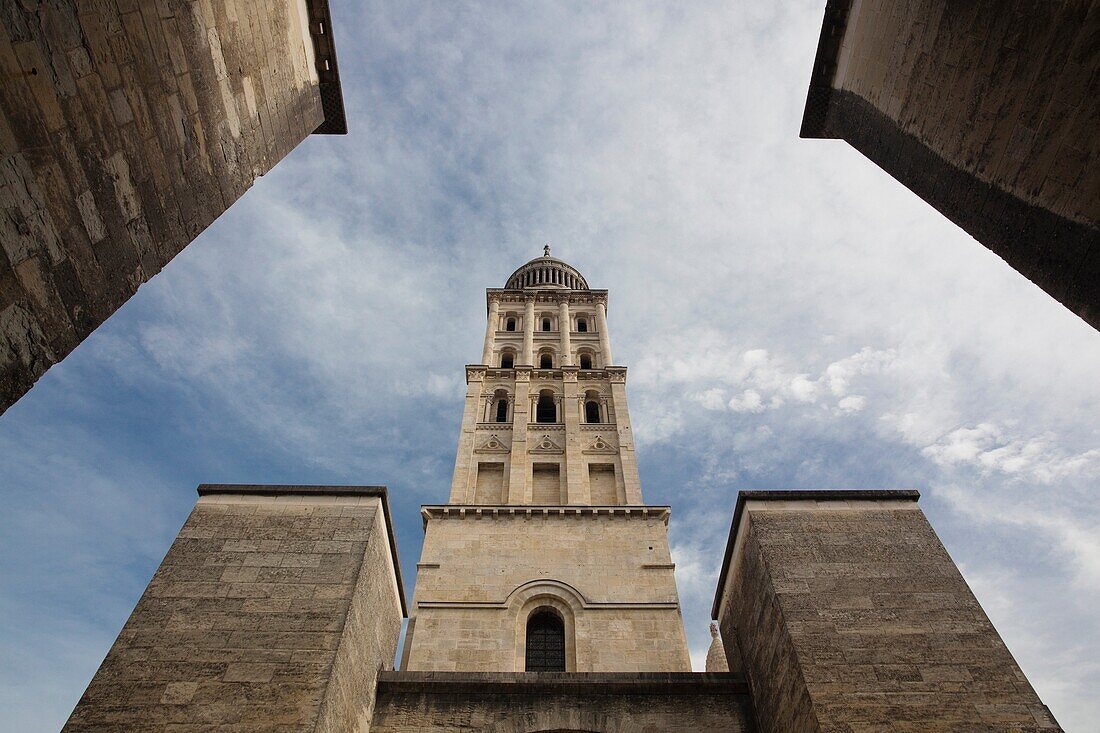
left=536, top=390, right=556, bottom=423
left=525, top=608, right=566, bottom=672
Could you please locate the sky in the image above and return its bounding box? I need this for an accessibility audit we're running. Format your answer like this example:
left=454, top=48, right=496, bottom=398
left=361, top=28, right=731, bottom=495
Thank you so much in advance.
left=2, top=2, right=1098, bottom=730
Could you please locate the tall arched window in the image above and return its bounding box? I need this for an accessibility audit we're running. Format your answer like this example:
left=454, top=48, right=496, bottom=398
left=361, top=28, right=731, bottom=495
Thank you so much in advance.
left=579, top=353, right=593, bottom=369
left=505, top=317, right=516, bottom=331
left=495, top=399, right=509, bottom=423
left=542, top=317, right=552, bottom=332
left=539, top=353, right=553, bottom=369
left=585, top=400, right=601, bottom=424
left=500, top=352, right=514, bottom=369
left=525, top=609, right=565, bottom=672
left=536, top=390, right=556, bottom=423
left=577, top=318, right=588, bottom=332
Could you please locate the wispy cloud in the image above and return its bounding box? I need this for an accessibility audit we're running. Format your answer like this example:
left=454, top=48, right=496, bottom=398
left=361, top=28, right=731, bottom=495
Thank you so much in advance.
left=1, top=1, right=1097, bottom=731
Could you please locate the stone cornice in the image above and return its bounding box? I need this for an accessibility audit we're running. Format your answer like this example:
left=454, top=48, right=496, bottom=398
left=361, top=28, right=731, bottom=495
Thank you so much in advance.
left=467, top=366, right=626, bottom=383
left=487, top=288, right=609, bottom=308
left=420, top=504, right=671, bottom=529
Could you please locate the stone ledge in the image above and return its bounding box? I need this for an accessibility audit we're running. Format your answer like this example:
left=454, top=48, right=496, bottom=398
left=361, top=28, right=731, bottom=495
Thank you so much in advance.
left=198, top=483, right=388, bottom=497
left=421, top=504, right=671, bottom=528
left=711, top=489, right=921, bottom=618
left=196, top=484, right=406, bottom=615
left=378, top=671, right=750, bottom=696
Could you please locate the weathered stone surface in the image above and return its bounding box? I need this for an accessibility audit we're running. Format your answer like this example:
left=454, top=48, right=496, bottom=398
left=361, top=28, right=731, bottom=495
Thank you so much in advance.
left=802, top=1, right=1100, bottom=330
left=404, top=507, right=691, bottom=673
left=0, top=0, right=345, bottom=415
left=714, top=490, right=1061, bottom=733
left=371, top=671, right=756, bottom=732
left=63, top=484, right=405, bottom=733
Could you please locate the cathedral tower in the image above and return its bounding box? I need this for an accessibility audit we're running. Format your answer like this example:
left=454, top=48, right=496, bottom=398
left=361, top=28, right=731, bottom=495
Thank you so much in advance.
left=401, top=248, right=691, bottom=672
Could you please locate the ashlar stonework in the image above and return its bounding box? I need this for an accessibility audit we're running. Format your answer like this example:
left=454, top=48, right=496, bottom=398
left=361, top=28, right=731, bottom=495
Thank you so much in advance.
left=64, top=253, right=1063, bottom=732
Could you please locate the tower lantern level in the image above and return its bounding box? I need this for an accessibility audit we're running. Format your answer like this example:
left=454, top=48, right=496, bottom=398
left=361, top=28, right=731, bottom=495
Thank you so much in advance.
left=402, top=249, right=691, bottom=673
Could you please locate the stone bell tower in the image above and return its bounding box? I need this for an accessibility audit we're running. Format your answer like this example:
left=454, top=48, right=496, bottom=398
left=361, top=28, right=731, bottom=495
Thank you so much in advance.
left=401, top=248, right=691, bottom=672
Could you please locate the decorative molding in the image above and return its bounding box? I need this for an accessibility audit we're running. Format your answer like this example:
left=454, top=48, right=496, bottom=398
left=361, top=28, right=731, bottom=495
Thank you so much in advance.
left=466, top=366, right=486, bottom=382
left=420, top=505, right=672, bottom=527
left=582, top=435, right=617, bottom=454
left=530, top=434, right=564, bottom=454
left=475, top=434, right=510, bottom=453
left=607, top=367, right=627, bottom=383
left=562, top=368, right=579, bottom=382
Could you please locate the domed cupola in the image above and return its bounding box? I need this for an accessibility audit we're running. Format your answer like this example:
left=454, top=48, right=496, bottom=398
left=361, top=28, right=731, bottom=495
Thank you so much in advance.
left=505, top=246, right=589, bottom=290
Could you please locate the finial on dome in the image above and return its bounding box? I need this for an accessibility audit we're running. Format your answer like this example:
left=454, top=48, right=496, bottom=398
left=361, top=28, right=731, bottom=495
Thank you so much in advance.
left=543, top=244, right=551, bottom=257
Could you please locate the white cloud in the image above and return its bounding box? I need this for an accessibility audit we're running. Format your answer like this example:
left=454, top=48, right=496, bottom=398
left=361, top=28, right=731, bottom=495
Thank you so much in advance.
left=728, top=389, right=765, bottom=413
left=2, top=2, right=1099, bottom=730
left=919, top=424, right=1100, bottom=484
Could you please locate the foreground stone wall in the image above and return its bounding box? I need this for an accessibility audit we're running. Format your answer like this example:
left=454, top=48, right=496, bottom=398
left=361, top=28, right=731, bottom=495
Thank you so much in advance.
left=371, top=671, right=756, bottom=733
left=1, top=0, right=344, bottom=414
left=404, top=508, right=691, bottom=672
left=64, top=485, right=404, bottom=732
left=802, top=1, right=1099, bottom=329
left=714, top=490, right=1061, bottom=733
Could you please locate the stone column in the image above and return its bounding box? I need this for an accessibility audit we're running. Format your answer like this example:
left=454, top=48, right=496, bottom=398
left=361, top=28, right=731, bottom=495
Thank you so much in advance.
left=522, top=297, right=535, bottom=366
left=595, top=300, right=613, bottom=366
left=449, top=368, right=485, bottom=503
left=558, top=299, right=573, bottom=366
left=506, top=369, right=532, bottom=503
left=64, top=485, right=406, bottom=733
left=712, top=490, right=1062, bottom=733
left=481, top=297, right=499, bottom=365
left=561, top=368, right=584, bottom=502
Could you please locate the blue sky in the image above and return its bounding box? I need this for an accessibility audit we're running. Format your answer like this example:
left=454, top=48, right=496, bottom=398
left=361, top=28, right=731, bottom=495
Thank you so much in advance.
left=2, top=2, right=1098, bottom=730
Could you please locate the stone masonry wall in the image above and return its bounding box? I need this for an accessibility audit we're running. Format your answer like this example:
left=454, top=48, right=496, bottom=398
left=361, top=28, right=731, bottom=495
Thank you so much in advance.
left=802, top=1, right=1100, bottom=329
left=371, top=671, right=756, bottom=733
left=716, top=495, right=1061, bottom=732
left=63, top=486, right=404, bottom=732
left=405, top=510, right=691, bottom=672
left=1, top=0, right=334, bottom=414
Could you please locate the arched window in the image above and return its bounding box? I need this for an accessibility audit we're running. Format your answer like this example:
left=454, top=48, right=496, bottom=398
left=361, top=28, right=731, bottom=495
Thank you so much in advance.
left=579, top=353, right=593, bottom=370
left=500, top=352, right=514, bottom=369
left=542, top=317, right=552, bottom=332
left=525, top=609, right=565, bottom=672
left=495, top=399, right=509, bottom=423
left=536, top=390, right=556, bottom=423
left=505, top=317, right=516, bottom=331
left=585, top=400, right=601, bottom=424
left=577, top=318, right=587, bottom=332
left=539, top=353, right=553, bottom=369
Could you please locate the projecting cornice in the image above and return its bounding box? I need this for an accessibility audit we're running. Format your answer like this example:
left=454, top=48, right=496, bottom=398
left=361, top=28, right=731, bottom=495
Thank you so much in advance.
left=420, top=504, right=671, bottom=529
